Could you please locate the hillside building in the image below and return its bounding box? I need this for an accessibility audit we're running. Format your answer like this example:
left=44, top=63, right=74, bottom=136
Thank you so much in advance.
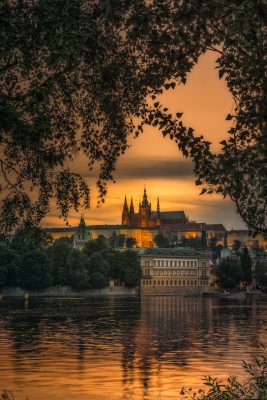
left=139, top=248, right=212, bottom=295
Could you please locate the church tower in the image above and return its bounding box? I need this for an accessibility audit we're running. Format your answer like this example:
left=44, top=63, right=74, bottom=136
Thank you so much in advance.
left=122, top=195, right=130, bottom=225
left=156, top=197, right=161, bottom=226
left=138, top=187, right=152, bottom=227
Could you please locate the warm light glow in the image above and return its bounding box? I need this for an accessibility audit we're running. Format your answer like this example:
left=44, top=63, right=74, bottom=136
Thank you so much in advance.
left=43, top=51, right=246, bottom=230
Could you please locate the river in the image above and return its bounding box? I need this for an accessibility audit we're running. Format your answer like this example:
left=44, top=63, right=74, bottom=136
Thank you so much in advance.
left=0, top=296, right=266, bottom=400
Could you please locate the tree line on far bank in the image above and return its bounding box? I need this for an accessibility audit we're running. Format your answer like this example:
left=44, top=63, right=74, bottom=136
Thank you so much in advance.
left=216, top=246, right=267, bottom=290
left=0, top=227, right=141, bottom=291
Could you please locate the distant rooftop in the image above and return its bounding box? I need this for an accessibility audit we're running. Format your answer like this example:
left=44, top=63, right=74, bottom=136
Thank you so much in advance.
left=139, top=247, right=211, bottom=258
left=151, top=211, right=186, bottom=220
left=206, top=224, right=226, bottom=231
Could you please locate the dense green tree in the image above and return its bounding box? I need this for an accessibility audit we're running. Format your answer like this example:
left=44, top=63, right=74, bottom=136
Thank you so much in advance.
left=1, top=1, right=265, bottom=236
left=17, top=250, right=52, bottom=290
left=232, top=239, right=242, bottom=253
left=0, top=244, right=18, bottom=287
left=87, top=252, right=110, bottom=289
left=116, top=234, right=126, bottom=248
left=48, top=237, right=73, bottom=285
left=120, top=250, right=141, bottom=288
left=217, top=257, right=242, bottom=289
left=68, top=249, right=90, bottom=290
left=101, top=249, right=121, bottom=281
left=255, top=261, right=267, bottom=287
left=108, top=232, right=118, bottom=248
left=154, top=234, right=170, bottom=248
left=240, top=247, right=252, bottom=284
left=125, top=237, right=136, bottom=249
left=180, top=237, right=204, bottom=249
left=11, top=225, right=52, bottom=252
left=83, top=235, right=109, bottom=256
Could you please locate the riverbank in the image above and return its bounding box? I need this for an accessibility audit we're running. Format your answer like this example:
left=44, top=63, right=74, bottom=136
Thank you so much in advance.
left=1, top=285, right=139, bottom=298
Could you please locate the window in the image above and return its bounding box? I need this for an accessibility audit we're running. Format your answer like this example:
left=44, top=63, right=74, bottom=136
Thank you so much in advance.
left=170, top=280, right=173, bottom=285
left=158, top=280, right=160, bottom=286
left=183, top=281, right=185, bottom=285
left=166, top=280, right=168, bottom=285
left=174, top=280, right=177, bottom=285
left=162, top=280, right=164, bottom=286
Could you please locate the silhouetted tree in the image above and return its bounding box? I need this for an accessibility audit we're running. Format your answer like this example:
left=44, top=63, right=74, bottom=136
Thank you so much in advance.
left=232, top=239, right=242, bottom=253
left=117, top=234, right=126, bottom=248
left=48, top=237, right=74, bottom=285
left=240, top=247, right=252, bottom=284
left=120, top=250, right=141, bottom=288
left=154, top=234, right=170, bottom=248
left=17, top=250, right=52, bottom=290
left=217, top=257, right=241, bottom=289
left=126, top=237, right=136, bottom=249
left=68, top=249, right=90, bottom=290
left=87, top=252, right=110, bottom=289
left=1, top=1, right=265, bottom=236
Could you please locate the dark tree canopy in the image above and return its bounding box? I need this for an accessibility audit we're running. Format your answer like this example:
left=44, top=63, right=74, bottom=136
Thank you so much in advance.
left=1, top=0, right=266, bottom=236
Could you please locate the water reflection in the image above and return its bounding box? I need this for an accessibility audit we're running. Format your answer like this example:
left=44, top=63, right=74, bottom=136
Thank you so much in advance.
left=0, top=296, right=266, bottom=400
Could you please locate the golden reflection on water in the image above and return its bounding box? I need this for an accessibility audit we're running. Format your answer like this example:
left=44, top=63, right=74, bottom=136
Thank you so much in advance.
left=0, top=297, right=266, bottom=400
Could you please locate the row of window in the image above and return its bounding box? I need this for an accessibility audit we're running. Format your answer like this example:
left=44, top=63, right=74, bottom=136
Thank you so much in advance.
left=144, top=269, right=208, bottom=277
left=143, top=259, right=208, bottom=268
left=155, top=259, right=199, bottom=268
left=152, top=269, right=198, bottom=277
left=142, top=279, right=209, bottom=286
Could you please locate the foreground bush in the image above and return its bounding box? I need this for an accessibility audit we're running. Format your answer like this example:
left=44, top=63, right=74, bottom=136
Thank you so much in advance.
left=180, top=350, right=267, bottom=399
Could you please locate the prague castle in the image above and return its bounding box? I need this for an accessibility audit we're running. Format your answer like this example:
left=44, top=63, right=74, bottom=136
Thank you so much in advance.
left=121, top=188, right=187, bottom=227
left=47, top=188, right=228, bottom=249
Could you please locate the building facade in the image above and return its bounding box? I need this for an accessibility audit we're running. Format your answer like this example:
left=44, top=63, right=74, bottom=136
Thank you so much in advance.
left=46, top=188, right=234, bottom=249
left=122, top=188, right=187, bottom=227
left=139, top=248, right=212, bottom=295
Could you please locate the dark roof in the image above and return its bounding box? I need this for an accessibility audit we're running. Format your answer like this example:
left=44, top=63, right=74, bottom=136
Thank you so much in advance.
left=165, top=222, right=205, bottom=231
left=206, top=224, right=226, bottom=231
left=228, top=230, right=250, bottom=234
left=45, top=227, right=76, bottom=233
left=138, top=247, right=211, bottom=258
left=151, top=211, right=186, bottom=220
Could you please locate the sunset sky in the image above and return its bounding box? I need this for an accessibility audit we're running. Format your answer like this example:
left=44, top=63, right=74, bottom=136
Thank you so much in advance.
left=43, top=51, right=246, bottom=231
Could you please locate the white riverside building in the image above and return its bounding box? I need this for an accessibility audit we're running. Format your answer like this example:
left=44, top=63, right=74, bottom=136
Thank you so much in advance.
left=139, top=248, right=212, bottom=295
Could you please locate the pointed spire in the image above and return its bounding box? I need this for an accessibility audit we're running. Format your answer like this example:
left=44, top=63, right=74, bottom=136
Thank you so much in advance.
left=130, top=196, right=134, bottom=214
left=142, top=185, right=148, bottom=206
left=79, top=213, right=86, bottom=231
left=143, top=186, right=147, bottom=200
left=122, top=195, right=130, bottom=225
left=157, top=196, right=160, bottom=213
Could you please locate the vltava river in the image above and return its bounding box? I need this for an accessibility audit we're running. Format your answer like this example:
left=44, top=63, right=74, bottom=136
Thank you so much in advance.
left=0, top=296, right=266, bottom=400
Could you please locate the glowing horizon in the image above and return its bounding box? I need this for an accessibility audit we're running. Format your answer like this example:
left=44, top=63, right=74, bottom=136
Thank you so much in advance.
left=43, top=51, right=246, bottom=231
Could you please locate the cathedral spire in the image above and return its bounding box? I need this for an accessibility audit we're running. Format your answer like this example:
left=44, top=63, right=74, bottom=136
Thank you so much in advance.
left=142, top=186, right=148, bottom=207
left=122, top=195, right=130, bottom=225
left=130, top=197, right=134, bottom=214
left=157, top=197, right=160, bottom=213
